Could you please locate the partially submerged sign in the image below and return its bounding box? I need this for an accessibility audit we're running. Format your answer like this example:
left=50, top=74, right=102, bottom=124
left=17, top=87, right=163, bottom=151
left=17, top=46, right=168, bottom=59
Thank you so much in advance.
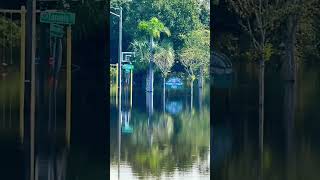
left=121, top=125, right=133, bottom=134
left=122, top=64, right=134, bottom=70
left=122, top=64, right=134, bottom=73
left=166, top=77, right=183, bottom=89
left=166, top=101, right=183, bottom=115
left=50, top=23, right=64, bottom=38
left=40, top=11, right=75, bottom=25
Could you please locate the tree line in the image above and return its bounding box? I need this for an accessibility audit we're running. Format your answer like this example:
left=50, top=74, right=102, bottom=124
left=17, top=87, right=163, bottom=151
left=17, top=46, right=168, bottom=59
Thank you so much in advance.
left=110, top=0, right=210, bottom=90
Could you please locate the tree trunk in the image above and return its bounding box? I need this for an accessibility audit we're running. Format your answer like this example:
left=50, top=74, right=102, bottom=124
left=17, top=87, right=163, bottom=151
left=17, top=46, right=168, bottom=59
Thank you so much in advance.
left=284, top=82, right=297, bottom=180
left=257, top=57, right=265, bottom=180
left=198, top=67, right=204, bottom=89
left=146, top=91, right=153, bottom=116
left=258, top=58, right=265, bottom=156
left=146, top=89, right=153, bottom=147
left=146, top=36, right=154, bottom=92
left=163, top=77, right=166, bottom=112
left=190, top=80, right=194, bottom=110
left=283, top=13, right=298, bottom=82
left=198, top=84, right=202, bottom=110
left=258, top=104, right=264, bottom=180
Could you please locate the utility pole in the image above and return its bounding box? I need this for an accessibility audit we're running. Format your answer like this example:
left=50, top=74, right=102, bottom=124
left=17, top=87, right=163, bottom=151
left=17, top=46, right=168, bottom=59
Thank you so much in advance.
left=25, top=0, right=36, bottom=180
left=118, top=7, right=122, bottom=180
left=118, top=7, right=122, bottom=114
left=31, top=0, right=36, bottom=179
left=110, top=6, right=122, bottom=179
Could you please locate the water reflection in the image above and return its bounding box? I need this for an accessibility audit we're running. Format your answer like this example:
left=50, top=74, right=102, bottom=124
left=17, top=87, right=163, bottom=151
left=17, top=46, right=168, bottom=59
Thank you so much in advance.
left=0, top=62, right=84, bottom=180
left=213, top=62, right=320, bottom=180
left=165, top=101, right=183, bottom=115
left=283, top=82, right=297, bottom=180
left=110, top=85, right=210, bottom=179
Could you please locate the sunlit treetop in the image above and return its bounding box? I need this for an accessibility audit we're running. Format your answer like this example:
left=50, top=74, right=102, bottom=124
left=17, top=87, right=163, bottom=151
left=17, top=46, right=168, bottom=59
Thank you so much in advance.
left=138, top=17, right=171, bottom=39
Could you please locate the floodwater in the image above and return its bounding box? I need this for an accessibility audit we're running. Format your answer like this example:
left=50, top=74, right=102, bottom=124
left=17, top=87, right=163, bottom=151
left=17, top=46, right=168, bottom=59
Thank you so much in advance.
left=0, top=55, right=108, bottom=179
left=109, top=84, right=211, bottom=179
left=2, top=56, right=320, bottom=180
left=212, top=61, right=320, bottom=180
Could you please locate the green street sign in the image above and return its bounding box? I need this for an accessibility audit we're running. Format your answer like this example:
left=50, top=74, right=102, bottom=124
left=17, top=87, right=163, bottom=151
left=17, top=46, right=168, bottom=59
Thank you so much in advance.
left=122, top=64, right=134, bottom=70
left=50, top=24, right=64, bottom=38
left=121, top=126, right=133, bottom=134
left=50, top=31, right=64, bottom=38
left=50, top=24, right=64, bottom=33
left=40, top=11, right=75, bottom=25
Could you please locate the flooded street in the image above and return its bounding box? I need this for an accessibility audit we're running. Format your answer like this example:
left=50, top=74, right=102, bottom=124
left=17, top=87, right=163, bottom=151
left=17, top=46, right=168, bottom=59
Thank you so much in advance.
left=0, top=48, right=108, bottom=179
left=213, top=61, right=320, bottom=180
left=1, top=1, right=319, bottom=179
left=1, top=57, right=319, bottom=180
left=110, top=85, right=210, bottom=179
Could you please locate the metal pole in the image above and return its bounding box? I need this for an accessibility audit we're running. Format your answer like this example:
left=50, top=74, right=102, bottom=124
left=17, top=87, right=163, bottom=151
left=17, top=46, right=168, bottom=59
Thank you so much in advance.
left=30, top=0, right=36, bottom=180
left=118, top=7, right=122, bottom=103
left=118, top=7, right=122, bottom=179
left=130, top=69, right=133, bottom=107
left=66, top=26, right=72, bottom=148
left=20, top=6, right=26, bottom=144
left=116, top=63, right=118, bottom=106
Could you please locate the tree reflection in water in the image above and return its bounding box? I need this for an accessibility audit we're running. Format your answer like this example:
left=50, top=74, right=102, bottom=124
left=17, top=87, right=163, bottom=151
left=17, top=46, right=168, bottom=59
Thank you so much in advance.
left=213, top=63, right=320, bottom=180
left=110, top=85, right=210, bottom=179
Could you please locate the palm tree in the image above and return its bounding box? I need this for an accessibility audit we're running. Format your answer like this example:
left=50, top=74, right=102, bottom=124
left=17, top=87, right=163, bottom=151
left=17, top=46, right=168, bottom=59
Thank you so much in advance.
left=138, top=17, right=171, bottom=92
left=153, top=41, right=175, bottom=111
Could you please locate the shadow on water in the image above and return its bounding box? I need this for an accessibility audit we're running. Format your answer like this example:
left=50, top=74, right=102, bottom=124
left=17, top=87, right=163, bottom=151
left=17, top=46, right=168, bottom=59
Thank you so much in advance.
left=212, top=61, right=320, bottom=180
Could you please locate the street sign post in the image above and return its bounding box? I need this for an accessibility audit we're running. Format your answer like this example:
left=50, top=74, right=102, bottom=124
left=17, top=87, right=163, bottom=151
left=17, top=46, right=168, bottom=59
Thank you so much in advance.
left=40, top=11, right=75, bottom=25
left=122, top=64, right=134, bottom=70
left=50, top=23, right=64, bottom=38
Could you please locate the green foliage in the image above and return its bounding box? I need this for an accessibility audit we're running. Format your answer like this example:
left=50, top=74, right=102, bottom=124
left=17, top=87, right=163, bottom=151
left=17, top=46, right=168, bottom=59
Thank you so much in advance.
left=263, top=43, right=274, bottom=61
left=240, top=43, right=274, bottom=62
left=138, top=17, right=171, bottom=39
left=213, top=33, right=240, bottom=58
left=179, top=28, right=210, bottom=78
left=130, top=39, right=150, bottom=72
left=0, top=17, right=20, bottom=47
left=296, top=5, right=320, bottom=61
left=109, top=0, right=210, bottom=79
left=120, top=0, right=205, bottom=50
left=218, top=0, right=320, bottom=63
left=110, top=0, right=132, bottom=7
left=199, top=1, right=210, bottom=27
left=130, top=38, right=175, bottom=76
left=153, top=40, right=175, bottom=77
left=66, top=0, right=106, bottom=40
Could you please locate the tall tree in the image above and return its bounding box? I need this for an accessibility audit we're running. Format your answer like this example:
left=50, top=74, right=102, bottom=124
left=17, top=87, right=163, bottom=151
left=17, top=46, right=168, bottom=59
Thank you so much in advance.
left=226, top=0, right=283, bottom=135
left=153, top=40, right=175, bottom=111
left=281, top=0, right=319, bottom=81
left=138, top=17, right=171, bottom=92
left=180, top=28, right=210, bottom=89
left=180, top=28, right=209, bottom=109
left=123, top=0, right=202, bottom=51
